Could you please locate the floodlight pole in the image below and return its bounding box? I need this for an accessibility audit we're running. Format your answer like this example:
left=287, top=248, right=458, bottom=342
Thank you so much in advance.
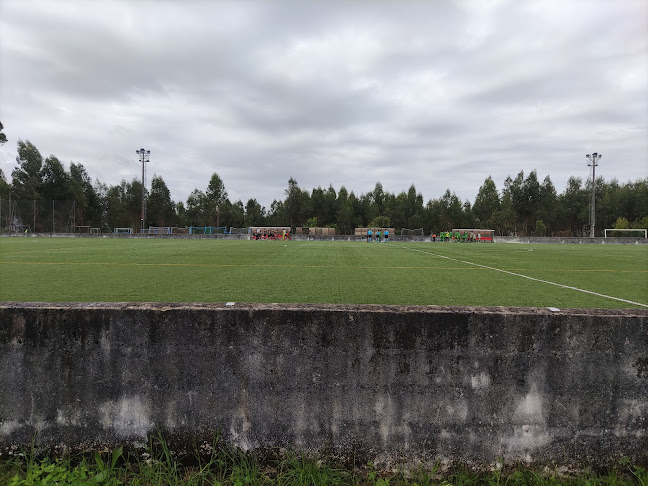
left=586, top=152, right=601, bottom=238
left=136, top=148, right=150, bottom=233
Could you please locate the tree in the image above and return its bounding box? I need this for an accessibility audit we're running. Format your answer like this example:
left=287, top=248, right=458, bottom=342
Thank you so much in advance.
left=560, top=177, right=589, bottom=236
left=206, top=173, right=228, bottom=227
left=537, top=175, right=558, bottom=235
left=104, top=184, right=127, bottom=230
left=613, top=216, right=630, bottom=229
left=175, top=201, right=187, bottom=227
left=370, top=215, right=391, bottom=228
left=284, top=177, right=309, bottom=228
left=473, top=176, right=500, bottom=225
left=69, top=163, right=101, bottom=227
left=147, top=175, right=176, bottom=227
left=12, top=140, right=43, bottom=199
left=492, top=176, right=517, bottom=235
left=266, top=199, right=286, bottom=226
left=186, top=189, right=208, bottom=226
left=40, top=156, right=71, bottom=200
left=244, top=198, right=265, bottom=226
left=335, top=186, right=354, bottom=234
left=0, top=121, right=7, bottom=146
left=0, top=169, right=10, bottom=199
left=221, top=199, right=245, bottom=228
left=372, top=182, right=385, bottom=216
left=535, top=220, right=547, bottom=236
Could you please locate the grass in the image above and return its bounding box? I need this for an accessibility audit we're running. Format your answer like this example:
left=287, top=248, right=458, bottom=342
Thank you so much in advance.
left=0, top=237, right=646, bottom=308
left=1, top=436, right=646, bottom=485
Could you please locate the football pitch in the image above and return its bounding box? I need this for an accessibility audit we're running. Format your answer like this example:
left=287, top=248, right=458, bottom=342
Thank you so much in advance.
left=0, top=237, right=646, bottom=309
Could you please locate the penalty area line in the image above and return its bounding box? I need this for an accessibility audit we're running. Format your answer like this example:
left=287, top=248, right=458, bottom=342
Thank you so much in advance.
left=403, top=246, right=648, bottom=309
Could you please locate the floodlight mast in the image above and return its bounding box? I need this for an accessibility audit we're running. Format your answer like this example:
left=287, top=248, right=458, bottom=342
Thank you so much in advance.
left=586, top=152, right=602, bottom=238
left=136, top=148, right=151, bottom=233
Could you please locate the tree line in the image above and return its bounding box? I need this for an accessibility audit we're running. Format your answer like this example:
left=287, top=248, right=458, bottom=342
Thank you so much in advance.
left=1, top=139, right=646, bottom=236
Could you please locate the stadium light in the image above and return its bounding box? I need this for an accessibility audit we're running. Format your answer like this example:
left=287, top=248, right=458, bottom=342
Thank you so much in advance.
left=586, top=152, right=602, bottom=238
left=136, top=148, right=151, bottom=233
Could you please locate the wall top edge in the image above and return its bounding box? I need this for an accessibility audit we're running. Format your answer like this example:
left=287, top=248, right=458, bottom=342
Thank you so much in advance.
left=0, top=302, right=646, bottom=317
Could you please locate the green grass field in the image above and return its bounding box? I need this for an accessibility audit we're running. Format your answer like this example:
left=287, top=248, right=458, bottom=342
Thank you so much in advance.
left=0, top=237, right=646, bottom=309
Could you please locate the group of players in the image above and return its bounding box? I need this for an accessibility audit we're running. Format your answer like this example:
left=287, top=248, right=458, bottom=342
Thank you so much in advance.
left=252, top=228, right=291, bottom=240
left=366, top=229, right=390, bottom=242
left=433, top=231, right=483, bottom=242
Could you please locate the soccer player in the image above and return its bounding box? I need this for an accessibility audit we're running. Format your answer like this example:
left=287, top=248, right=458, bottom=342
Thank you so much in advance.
left=367, top=229, right=372, bottom=242
left=376, top=230, right=381, bottom=243
left=384, top=229, right=389, bottom=242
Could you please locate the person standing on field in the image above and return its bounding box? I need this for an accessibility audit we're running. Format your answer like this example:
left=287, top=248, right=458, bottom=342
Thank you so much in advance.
left=376, top=230, right=381, bottom=243
left=367, top=229, right=372, bottom=242
left=384, top=229, right=389, bottom=242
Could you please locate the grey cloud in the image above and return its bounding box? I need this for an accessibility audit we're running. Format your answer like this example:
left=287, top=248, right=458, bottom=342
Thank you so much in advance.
left=1, top=0, right=645, bottom=210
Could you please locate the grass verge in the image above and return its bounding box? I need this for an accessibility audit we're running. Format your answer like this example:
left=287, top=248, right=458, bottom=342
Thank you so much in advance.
left=1, top=435, right=646, bottom=485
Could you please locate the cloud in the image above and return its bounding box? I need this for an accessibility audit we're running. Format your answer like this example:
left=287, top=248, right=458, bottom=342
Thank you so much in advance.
left=1, top=0, right=646, bottom=209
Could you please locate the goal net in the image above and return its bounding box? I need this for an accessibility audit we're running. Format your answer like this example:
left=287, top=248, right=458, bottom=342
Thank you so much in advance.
left=604, top=228, right=647, bottom=238
left=147, top=226, right=172, bottom=234
left=401, top=228, right=425, bottom=236
left=229, top=227, right=251, bottom=235
left=189, top=226, right=212, bottom=234
left=114, top=227, right=132, bottom=234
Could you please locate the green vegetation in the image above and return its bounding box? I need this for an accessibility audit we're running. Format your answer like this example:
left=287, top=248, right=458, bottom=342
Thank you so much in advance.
left=1, top=435, right=646, bottom=485
left=2, top=139, right=647, bottom=236
left=0, top=238, right=646, bottom=309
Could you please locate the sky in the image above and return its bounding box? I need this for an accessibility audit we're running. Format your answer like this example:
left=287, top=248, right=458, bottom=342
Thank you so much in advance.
left=1, top=0, right=646, bottom=210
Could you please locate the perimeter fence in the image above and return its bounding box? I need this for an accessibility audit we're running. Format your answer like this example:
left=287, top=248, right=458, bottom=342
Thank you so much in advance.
left=0, top=200, right=77, bottom=233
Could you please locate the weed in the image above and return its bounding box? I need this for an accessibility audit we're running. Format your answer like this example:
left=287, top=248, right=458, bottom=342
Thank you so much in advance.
left=276, top=452, right=342, bottom=486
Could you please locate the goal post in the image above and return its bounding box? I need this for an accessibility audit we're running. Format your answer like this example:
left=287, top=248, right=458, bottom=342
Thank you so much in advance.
left=189, top=226, right=212, bottom=235
left=401, top=228, right=425, bottom=236
left=604, top=228, right=647, bottom=238
left=113, top=227, right=132, bottom=234
left=147, top=226, right=172, bottom=234
left=229, top=227, right=251, bottom=235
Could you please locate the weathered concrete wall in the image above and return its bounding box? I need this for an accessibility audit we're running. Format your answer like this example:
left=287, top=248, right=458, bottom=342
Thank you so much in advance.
left=0, top=303, right=646, bottom=468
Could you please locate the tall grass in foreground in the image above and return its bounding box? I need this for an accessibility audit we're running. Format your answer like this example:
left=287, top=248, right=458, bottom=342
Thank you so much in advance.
left=1, top=435, right=646, bottom=485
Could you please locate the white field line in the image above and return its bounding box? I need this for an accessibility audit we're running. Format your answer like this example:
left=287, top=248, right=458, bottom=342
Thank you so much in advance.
left=404, top=246, right=648, bottom=309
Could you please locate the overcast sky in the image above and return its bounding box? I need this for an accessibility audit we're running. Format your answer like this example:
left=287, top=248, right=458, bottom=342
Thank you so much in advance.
left=1, top=0, right=646, bottom=209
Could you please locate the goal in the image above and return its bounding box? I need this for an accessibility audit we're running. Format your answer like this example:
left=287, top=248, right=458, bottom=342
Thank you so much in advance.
left=604, top=228, right=647, bottom=238
left=114, top=227, right=132, bottom=234
left=147, top=226, right=172, bottom=234
left=229, top=227, right=251, bottom=235
left=401, top=228, right=425, bottom=236
left=189, top=226, right=213, bottom=235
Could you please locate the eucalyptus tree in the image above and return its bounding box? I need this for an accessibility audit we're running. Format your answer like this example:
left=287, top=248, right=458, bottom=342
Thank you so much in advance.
left=12, top=140, right=43, bottom=200
left=40, top=156, right=71, bottom=201
left=244, top=198, right=265, bottom=226
left=473, top=176, right=500, bottom=226
left=147, top=175, right=176, bottom=227
left=69, top=163, right=101, bottom=227
left=206, top=173, right=228, bottom=227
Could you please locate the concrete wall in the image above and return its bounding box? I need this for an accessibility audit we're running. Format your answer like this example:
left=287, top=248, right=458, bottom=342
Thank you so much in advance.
left=0, top=303, right=646, bottom=468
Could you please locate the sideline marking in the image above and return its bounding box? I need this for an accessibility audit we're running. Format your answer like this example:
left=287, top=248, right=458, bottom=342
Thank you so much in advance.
left=403, top=246, right=648, bottom=309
